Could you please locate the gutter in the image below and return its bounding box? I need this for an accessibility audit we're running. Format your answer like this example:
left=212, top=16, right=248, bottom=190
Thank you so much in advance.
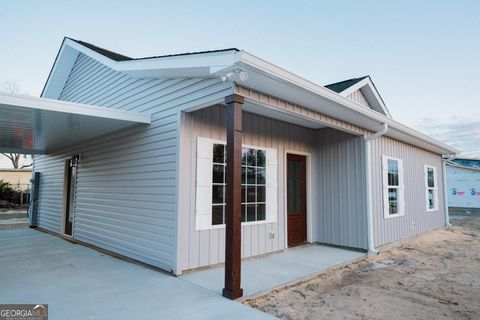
left=236, top=52, right=459, bottom=155
left=364, top=123, right=388, bottom=255
left=442, top=154, right=457, bottom=227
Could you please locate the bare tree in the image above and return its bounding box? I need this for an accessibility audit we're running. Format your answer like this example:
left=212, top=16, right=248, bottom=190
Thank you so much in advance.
left=1, top=79, right=20, bottom=94
left=1, top=80, right=32, bottom=169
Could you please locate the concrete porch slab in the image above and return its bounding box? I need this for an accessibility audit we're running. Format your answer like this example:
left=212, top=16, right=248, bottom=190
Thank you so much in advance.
left=0, top=229, right=275, bottom=320
left=181, top=244, right=366, bottom=299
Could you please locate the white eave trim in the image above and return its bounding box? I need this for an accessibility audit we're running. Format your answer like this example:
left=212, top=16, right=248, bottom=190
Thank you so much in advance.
left=65, top=38, right=237, bottom=76
left=42, top=38, right=458, bottom=155
left=236, top=51, right=459, bottom=155
left=0, top=91, right=151, bottom=124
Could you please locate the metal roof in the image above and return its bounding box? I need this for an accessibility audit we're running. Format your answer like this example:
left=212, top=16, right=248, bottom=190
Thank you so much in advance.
left=67, top=38, right=239, bottom=62
left=325, top=76, right=369, bottom=93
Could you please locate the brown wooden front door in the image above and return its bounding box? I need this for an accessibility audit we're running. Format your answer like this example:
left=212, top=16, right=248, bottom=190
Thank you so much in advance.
left=287, top=154, right=307, bottom=246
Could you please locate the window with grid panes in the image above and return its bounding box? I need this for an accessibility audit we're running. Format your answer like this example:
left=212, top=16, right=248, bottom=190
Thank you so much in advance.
left=211, top=143, right=267, bottom=225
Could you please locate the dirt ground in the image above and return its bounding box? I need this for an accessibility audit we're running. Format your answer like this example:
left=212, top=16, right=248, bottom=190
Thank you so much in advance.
left=246, top=214, right=480, bottom=320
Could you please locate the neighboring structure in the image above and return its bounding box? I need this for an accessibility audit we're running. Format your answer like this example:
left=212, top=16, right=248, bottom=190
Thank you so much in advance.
left=0, top=38, right=458, bottom=298
left=0, top=169, right=32, bottom=191
left=446, top=158, right=480, bottom=209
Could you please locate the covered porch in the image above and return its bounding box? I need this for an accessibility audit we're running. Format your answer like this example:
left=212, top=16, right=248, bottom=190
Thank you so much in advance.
left=181, top=243, right=365, bottom=300
left=177, top=87, right=371, bottom=299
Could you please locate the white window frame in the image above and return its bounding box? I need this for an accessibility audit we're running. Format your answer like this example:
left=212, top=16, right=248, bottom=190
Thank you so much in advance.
left=195, top=137, right=278, bottom=231
left=424, top=165, right=439, bottom=212
left=382, top=156, right=405, bottom=219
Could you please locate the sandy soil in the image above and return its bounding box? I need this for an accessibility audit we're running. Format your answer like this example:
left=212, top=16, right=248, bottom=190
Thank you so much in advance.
left=246, top=214, right=480, bottom=320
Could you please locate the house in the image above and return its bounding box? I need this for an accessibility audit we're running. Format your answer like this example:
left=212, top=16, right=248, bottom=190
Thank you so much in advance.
left=0, top=168, right=32, bottom=191
left=446, top=158, right=480, bottom=209
left=0, top=38, right=458, bottom=298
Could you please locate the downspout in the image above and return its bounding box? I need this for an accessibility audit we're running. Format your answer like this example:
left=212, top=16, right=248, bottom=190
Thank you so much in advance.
left=364, top=123, right=388, bottom=256
left=442, top=154, right=457, bottom=227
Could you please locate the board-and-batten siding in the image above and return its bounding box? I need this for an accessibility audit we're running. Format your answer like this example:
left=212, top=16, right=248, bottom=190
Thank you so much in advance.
left=237, top=85, right=447, bottom=248
left=315, top=128, right=368, bottom=249
left=370, top=136, right=446, bottom=247
left=176, top=105, right=369, bottom=272
left=177, top=105, right=318, bottom=271
left=346, top=89, right=370, bottom=108
left=34, top=52, right=232, bottom=272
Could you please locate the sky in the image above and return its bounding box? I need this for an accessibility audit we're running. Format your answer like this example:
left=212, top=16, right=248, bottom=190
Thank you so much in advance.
left=1, top=0, right=479, bottom=167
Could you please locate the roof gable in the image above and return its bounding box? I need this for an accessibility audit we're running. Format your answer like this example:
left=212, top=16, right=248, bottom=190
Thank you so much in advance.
left=42, top=37, right=240, bottom=99
left=40, top=38, right=458, bottom=155
left=325, top=76, right=391, bottom=118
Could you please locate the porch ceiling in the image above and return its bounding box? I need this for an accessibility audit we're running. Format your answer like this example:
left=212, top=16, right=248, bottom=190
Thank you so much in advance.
left=243, top=101, right=327, bottom=130
left=0, top=91, right=151, bottom=154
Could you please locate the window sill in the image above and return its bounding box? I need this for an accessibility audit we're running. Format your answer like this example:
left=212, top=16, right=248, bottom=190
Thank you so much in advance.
left=426, top=208, right=439, bottom=213
left=208, top=219, right=275, bottom=230
left=384, top=213, right=405, bottom=219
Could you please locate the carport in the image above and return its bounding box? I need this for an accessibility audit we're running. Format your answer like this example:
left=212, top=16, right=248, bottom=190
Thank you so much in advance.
left=0, top=228, right=274, bottom=320
left=0, top=91, right=151, bottom=154
left=0, top=92, right=277, bottom=319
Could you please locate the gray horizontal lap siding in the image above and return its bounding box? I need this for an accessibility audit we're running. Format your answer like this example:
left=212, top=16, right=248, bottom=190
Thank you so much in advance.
left=35, top=53, right=232, bottom=271
left=34, top=154, right=66, bottom=233
left=370, top=136, right=446, bottom=246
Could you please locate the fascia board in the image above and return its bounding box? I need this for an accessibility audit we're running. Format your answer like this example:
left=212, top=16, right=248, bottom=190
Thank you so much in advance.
left=236, top=51, right=458, bottom=155
left=65, top=38, right=237, bottom=77
left=42, top=41, right=79, bottom=99
left=0, top=91, right=151, bottom=124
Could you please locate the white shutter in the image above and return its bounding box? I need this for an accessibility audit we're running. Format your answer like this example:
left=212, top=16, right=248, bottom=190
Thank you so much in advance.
left=398, top=159, right=405, bottom=215
left=195, top=137, right=213, bottom=230
left=266, top=148, right=278, bottom=223
left=382, top=156, right=389, bottom=218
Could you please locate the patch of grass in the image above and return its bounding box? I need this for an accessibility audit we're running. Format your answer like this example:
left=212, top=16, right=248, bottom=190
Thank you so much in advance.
left=0, top=212, right=27, bottom=220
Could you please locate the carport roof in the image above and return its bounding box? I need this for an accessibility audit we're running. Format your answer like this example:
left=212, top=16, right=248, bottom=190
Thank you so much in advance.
left=0, top=91, right=151, bottom=154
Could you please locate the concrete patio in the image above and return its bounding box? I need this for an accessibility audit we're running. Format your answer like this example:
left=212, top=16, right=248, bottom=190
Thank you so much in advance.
left=0, top=228, right=365, bottom=319
left=0, top=229, right=275, bottom=320
left=181, top=244, right=365, bottom=299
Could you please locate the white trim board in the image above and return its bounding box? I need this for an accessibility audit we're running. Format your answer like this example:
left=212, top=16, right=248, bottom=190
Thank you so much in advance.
left=0, top=91, right=151, bottom=124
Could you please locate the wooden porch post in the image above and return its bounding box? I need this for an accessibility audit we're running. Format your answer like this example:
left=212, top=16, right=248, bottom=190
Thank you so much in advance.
left=222, top=94, right=244, bottom=299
